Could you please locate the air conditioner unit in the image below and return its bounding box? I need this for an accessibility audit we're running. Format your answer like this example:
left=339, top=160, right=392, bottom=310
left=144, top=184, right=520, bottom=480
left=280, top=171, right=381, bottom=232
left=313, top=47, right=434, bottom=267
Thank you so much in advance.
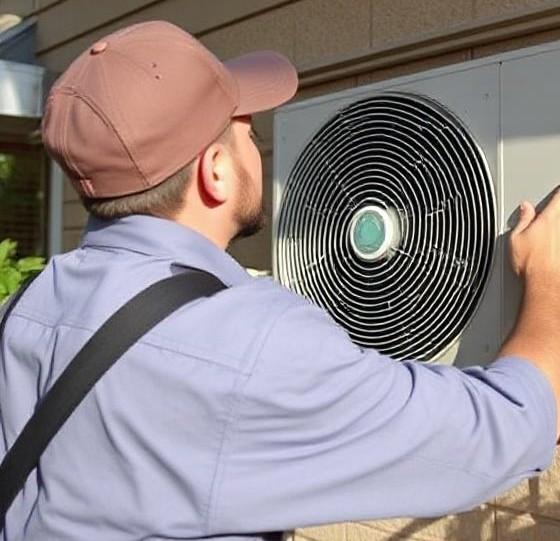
left=273, top=40, right=560, bottom=367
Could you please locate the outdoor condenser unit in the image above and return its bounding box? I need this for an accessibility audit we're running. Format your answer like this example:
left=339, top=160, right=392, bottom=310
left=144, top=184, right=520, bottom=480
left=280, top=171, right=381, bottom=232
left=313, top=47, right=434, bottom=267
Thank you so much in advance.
left=273, top=40, right=560, bottom=367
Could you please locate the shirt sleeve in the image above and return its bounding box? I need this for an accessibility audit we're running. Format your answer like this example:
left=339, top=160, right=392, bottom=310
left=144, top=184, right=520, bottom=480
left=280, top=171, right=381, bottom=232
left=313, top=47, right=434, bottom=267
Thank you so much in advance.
left=211, top=301, right=557, bottom=533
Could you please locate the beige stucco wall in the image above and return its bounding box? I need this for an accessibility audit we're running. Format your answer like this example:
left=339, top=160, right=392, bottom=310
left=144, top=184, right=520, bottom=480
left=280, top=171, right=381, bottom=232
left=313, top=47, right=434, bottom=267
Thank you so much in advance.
left=4, top=0, right=560, bottom=539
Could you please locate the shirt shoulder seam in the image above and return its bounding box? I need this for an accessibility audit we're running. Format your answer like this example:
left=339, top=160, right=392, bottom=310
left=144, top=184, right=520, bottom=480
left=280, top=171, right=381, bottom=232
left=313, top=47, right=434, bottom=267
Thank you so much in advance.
left=7, top=312, right=249, bottom=375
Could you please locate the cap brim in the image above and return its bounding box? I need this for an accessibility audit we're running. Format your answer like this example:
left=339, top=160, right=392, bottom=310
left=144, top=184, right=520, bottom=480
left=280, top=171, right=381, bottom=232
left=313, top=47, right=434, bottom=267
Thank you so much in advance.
left=224, top=51, right=298, bottom=116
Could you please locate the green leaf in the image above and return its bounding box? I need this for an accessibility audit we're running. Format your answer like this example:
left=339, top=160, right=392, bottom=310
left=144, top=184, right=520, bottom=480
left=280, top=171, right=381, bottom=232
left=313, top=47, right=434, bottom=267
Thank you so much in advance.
left=0, top=238, right=45, bottom=302
left=17, top=257, right=45, bottom=274
left=0, top=266, right=22, bottom=296
left=0, top=281, right=8, bottom=304
left=0, top=239, right=16, bottom=266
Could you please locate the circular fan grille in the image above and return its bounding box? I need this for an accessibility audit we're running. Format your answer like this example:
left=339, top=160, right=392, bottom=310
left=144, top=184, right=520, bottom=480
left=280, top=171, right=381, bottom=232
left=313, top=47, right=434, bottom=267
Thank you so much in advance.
left=275, top=92, right=496, bottom=361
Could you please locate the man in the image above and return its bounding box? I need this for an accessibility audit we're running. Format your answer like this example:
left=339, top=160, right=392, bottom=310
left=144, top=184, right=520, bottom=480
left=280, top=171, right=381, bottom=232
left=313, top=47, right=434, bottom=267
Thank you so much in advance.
left=1, top=19, right=559, bottom=541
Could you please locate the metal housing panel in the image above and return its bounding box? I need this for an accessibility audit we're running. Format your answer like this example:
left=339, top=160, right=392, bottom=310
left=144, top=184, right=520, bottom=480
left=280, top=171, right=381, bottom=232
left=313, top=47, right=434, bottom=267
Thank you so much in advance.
left=274, top=39, right=560, bottom=366
left=274, top=64, right=500, bottom=366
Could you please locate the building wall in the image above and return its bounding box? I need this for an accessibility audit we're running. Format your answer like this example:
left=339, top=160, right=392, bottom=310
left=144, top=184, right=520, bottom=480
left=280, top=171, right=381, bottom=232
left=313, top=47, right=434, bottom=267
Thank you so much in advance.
left=4, top=0, right=560, bottom=539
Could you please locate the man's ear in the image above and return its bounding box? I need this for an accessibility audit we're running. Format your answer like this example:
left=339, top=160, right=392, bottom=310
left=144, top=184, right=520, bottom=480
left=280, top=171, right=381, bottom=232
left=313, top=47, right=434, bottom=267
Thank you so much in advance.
left=198, top=142, right=230, bottom=205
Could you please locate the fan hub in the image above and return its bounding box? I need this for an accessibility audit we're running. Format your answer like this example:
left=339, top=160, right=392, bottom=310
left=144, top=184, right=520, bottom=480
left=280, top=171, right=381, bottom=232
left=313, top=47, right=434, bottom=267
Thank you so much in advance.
left=350, top=206, right=400, bottom=261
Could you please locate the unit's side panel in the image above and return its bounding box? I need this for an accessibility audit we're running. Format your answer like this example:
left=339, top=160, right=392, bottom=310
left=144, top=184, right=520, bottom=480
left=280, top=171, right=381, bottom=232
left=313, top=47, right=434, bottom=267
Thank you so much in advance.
left=501, top=50, right=560, bottom=344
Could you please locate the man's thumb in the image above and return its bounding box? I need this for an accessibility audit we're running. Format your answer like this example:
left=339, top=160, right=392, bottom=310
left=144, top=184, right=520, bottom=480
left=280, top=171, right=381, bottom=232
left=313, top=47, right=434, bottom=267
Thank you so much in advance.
left=512, top=201, right=536, bottom=236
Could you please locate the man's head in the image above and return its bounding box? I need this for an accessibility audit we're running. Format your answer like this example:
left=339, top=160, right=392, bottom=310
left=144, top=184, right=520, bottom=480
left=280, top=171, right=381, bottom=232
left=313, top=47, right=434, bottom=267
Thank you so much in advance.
left=81, top=116, right=264, bottom=245
left=41, top=21, right=298, bottom=247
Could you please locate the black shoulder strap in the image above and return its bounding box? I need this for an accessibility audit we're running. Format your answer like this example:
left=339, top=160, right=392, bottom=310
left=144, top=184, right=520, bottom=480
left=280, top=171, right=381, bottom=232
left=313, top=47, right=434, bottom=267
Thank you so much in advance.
left=0, top=268, right=226, bottom=529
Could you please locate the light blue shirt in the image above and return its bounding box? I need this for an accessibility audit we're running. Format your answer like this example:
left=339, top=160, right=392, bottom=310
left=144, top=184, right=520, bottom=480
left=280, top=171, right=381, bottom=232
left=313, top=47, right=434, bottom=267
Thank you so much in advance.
left=0, top=214, right=556, bottom=541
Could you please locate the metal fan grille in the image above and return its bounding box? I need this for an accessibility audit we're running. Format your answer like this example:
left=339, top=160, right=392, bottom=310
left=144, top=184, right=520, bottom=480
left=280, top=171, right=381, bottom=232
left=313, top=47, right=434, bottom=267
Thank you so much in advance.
left=275, top=92, right=496, bottom=361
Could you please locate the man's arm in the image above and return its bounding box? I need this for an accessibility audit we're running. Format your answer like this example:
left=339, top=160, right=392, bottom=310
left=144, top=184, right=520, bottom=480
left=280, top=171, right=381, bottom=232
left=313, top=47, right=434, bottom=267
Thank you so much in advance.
left=499, top=191, right=560, bottom=437
left=209, top=302, right=555, bottom=533
left=208, top=192, right=560, bottom=532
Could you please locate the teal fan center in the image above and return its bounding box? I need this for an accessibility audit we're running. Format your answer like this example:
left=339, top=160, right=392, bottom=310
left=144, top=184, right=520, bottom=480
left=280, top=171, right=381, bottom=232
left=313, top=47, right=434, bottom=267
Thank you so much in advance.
left=353, top=211, right=386, bottom=254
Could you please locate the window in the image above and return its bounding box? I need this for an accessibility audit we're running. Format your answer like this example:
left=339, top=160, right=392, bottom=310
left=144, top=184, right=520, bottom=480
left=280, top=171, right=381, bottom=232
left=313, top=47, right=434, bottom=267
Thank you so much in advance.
left=0, top=143, right=48, bottom=258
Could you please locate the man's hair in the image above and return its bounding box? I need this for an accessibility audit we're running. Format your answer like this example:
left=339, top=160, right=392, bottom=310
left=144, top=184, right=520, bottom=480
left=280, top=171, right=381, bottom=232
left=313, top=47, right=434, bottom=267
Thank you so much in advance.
left=81, top=124, right=233, bottom=220
left=81, top=163, right=193, bottom=220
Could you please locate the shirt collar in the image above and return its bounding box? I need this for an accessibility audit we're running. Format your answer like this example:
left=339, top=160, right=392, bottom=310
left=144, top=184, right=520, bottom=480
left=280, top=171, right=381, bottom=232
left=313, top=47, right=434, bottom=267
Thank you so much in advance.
left=79, top=214, right=252, bottom=287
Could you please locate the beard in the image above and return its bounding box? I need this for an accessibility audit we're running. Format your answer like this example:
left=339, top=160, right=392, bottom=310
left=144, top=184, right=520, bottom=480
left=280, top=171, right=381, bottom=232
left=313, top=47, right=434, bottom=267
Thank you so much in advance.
left=232, top=160, right=266, bottom=241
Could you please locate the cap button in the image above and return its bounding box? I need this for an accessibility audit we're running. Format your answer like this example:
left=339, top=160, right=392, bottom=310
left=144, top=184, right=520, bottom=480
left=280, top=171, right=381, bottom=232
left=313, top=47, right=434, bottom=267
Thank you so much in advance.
left=90, top=41, right=108, bottom=55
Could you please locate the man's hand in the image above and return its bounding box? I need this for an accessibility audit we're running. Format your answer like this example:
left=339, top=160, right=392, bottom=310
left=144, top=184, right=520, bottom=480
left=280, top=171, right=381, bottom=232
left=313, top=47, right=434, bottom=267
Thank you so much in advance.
left=510, top=189, right=560, bottom=287
left=500, top=189, right=560, bottom=437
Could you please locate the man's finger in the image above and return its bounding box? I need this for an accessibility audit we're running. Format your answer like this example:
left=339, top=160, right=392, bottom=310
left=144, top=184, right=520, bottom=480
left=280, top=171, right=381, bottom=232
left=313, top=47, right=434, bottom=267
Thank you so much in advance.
left=511, top=201, right=536, bottom=236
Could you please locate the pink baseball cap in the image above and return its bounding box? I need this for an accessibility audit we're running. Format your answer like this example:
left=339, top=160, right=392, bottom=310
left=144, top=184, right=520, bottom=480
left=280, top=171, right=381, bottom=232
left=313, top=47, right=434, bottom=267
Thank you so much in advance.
left=41, top=20, right=298, bottom=199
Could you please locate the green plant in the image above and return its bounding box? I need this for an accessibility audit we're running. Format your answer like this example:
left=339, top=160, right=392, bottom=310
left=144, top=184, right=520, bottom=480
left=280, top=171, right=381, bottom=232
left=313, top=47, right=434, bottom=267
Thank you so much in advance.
left=0, top=239, right=45, bottom=305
